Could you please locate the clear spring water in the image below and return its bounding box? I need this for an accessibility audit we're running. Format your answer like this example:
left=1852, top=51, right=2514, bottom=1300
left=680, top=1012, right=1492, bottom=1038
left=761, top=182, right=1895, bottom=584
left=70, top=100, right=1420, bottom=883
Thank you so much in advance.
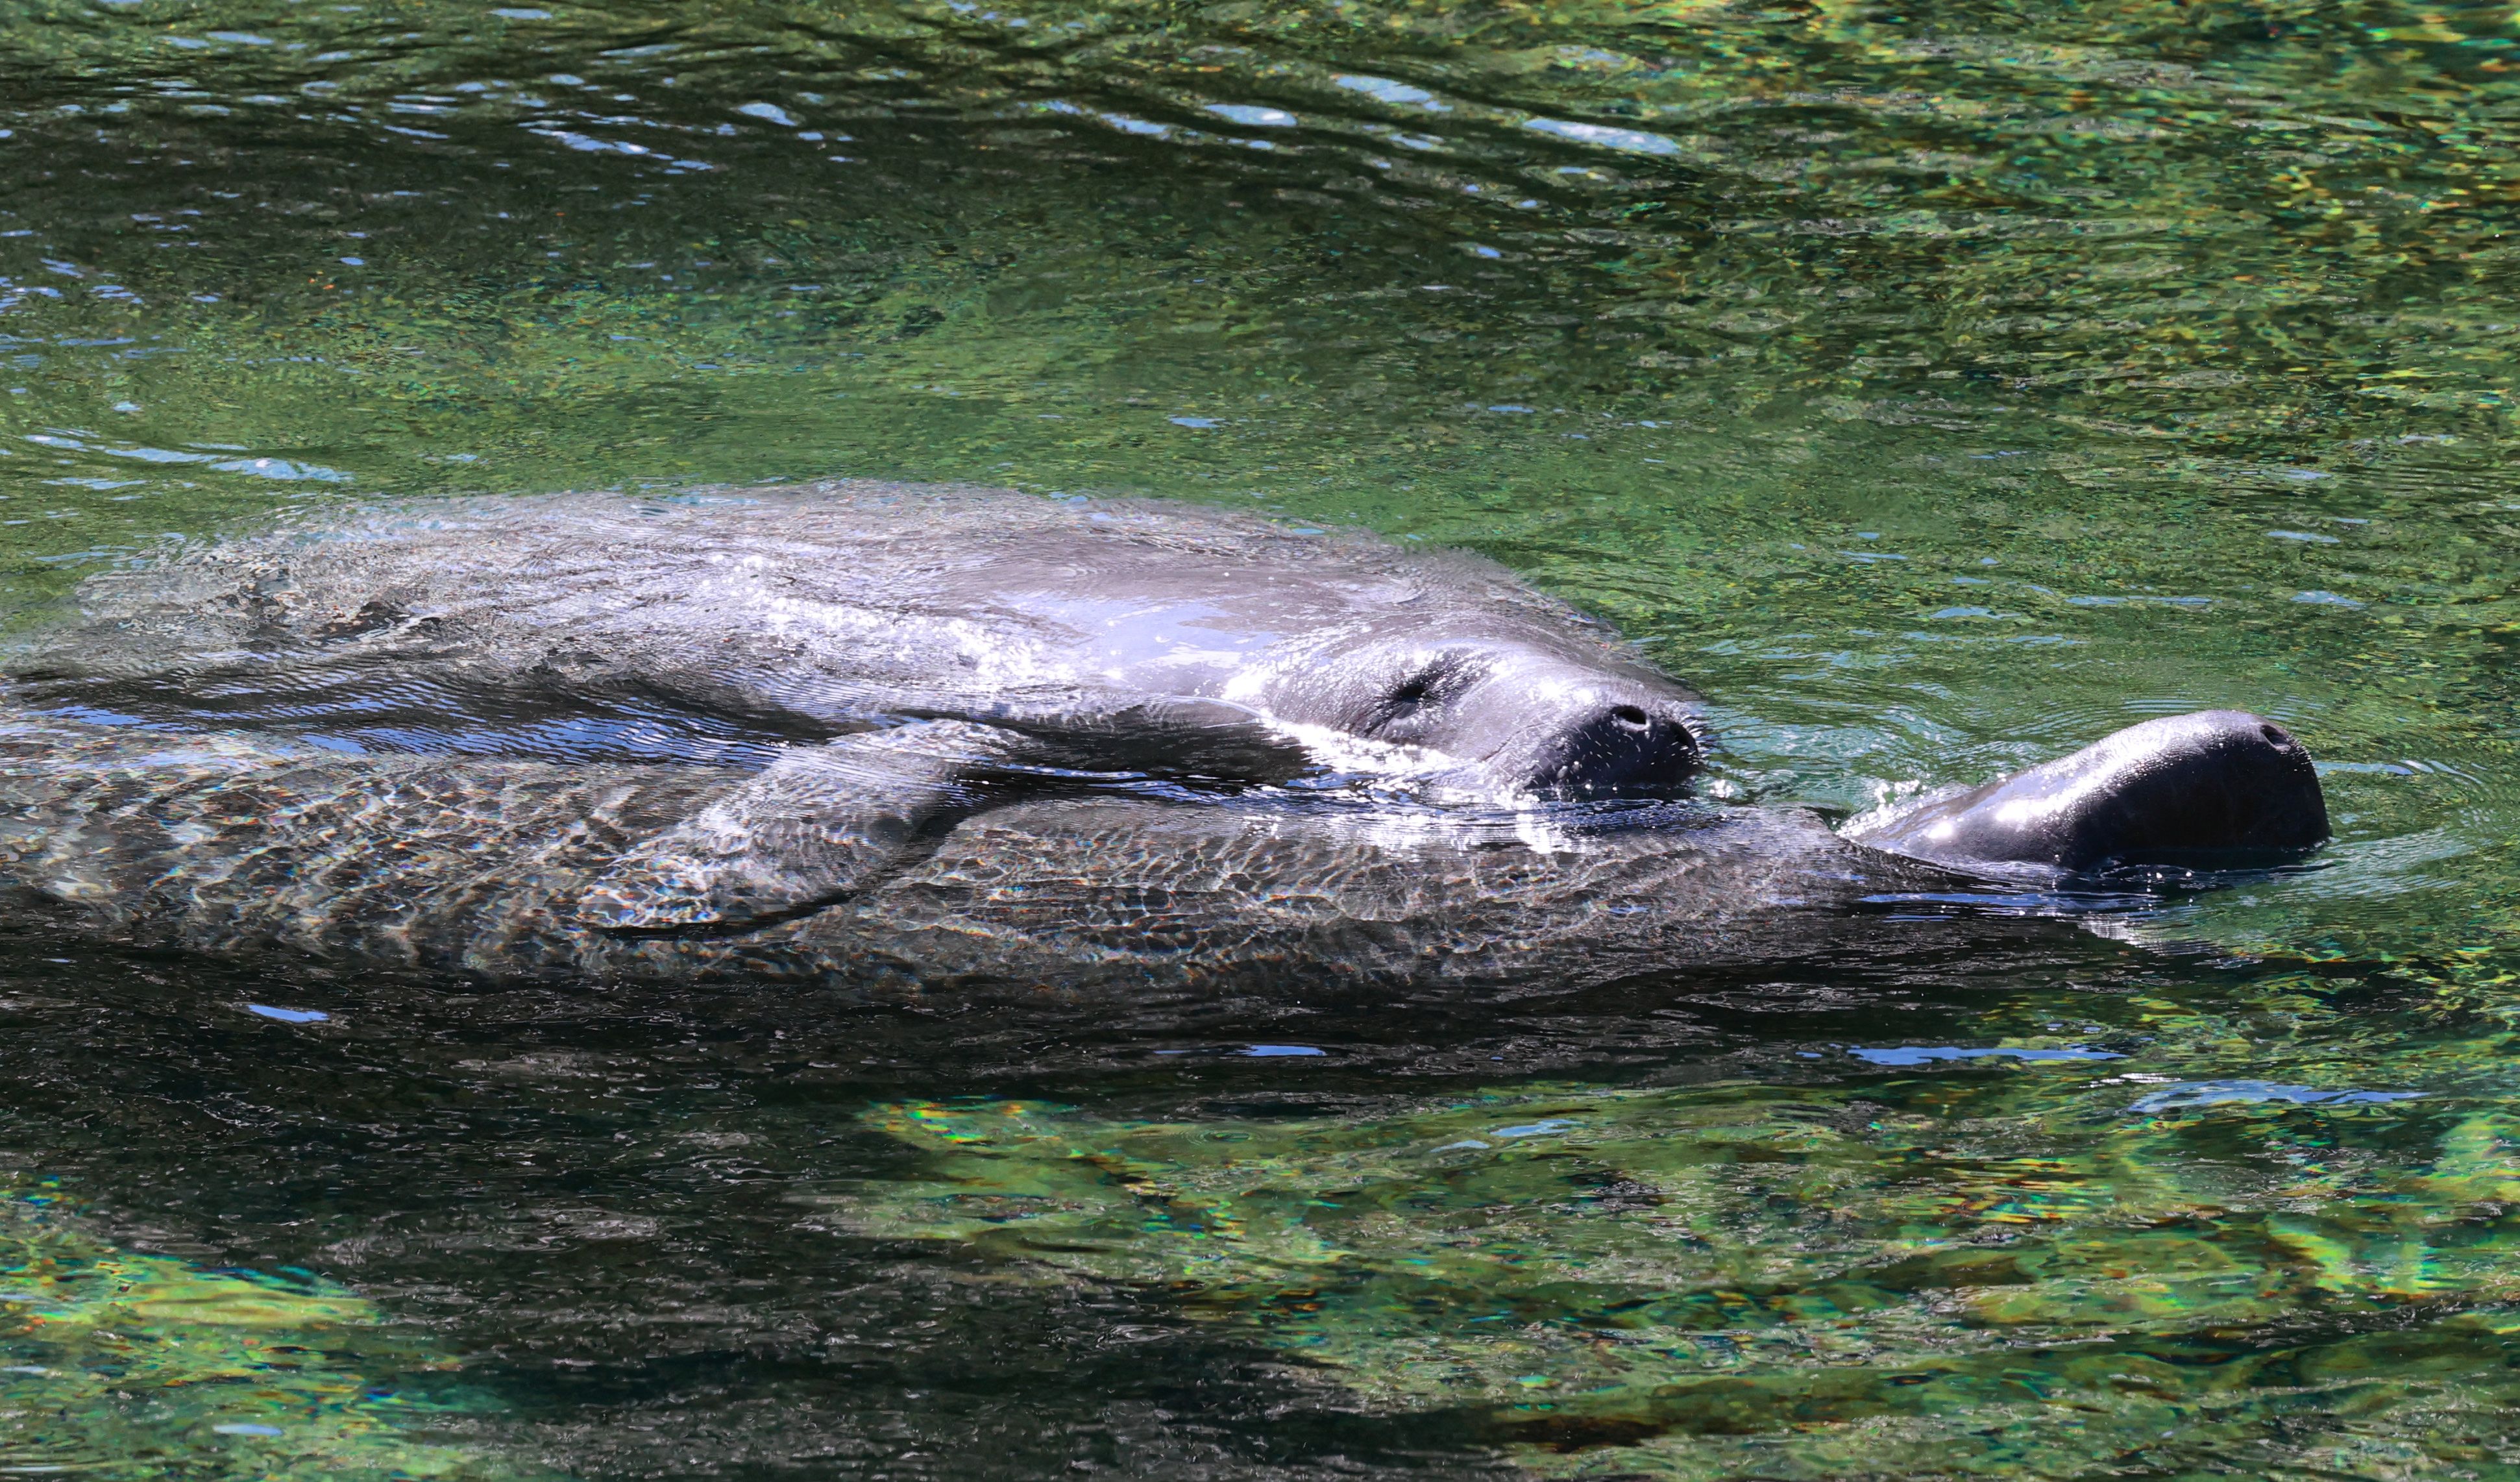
left=3, top=0, right=2520, bottom=1475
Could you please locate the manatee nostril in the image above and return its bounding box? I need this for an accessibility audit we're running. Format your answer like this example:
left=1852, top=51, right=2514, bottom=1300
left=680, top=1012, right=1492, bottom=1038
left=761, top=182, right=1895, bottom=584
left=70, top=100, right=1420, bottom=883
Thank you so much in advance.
left=2262, top=722, right=2292, bottom=747
left=1609, top=704, right=1650, bottom=731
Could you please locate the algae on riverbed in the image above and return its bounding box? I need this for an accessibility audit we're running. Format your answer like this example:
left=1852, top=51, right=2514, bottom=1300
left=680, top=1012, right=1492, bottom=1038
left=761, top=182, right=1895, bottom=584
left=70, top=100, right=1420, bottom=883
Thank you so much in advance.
left=0, top=1191, right=516, bottom=1480
left=844, top=953, right=2520, bottom=1478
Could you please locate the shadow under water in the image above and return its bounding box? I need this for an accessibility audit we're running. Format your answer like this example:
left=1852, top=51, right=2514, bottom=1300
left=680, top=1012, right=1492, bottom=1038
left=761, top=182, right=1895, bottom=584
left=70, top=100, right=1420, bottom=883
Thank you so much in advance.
left=0, top=908, right=2507, bottom=1477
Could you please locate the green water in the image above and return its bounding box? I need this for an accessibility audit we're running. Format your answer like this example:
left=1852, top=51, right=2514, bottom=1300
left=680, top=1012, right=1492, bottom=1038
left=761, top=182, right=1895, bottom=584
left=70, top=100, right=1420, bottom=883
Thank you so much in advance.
left=0, top=1185, right=519, bottom=1477
left=4, top=0, right=2520, bottom=1474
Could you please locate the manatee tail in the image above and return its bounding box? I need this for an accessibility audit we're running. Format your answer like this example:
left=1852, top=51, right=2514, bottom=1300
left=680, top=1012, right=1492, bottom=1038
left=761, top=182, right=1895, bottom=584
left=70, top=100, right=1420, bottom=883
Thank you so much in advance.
left=1846, top=710, right=2330, bottom=876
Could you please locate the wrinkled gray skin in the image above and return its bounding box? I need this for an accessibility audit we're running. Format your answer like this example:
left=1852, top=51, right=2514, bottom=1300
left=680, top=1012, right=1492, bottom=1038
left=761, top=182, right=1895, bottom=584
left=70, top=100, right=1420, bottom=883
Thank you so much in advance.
left=0, top=708, right=2330, bottom=1000
left=5, top=486, right=2330, bottom=980
left=13, top=484, right=1706, bottom=930
left=0, top=711, right=2171, bottom=1001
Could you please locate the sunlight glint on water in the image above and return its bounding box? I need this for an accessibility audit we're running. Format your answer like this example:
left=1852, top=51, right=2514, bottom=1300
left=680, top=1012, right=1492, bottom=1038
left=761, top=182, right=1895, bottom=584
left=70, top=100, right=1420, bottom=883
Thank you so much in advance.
left=1, top=0, right=2520, bottom=1475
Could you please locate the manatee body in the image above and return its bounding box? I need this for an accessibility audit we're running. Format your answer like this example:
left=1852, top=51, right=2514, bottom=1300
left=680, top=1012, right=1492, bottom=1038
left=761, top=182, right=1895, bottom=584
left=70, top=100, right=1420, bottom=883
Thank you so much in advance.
left=19, top=484, right=1705, bottom=783
left=0, top=708, right=2332, bottom=999
left=15, top=484, right=1706, bottom=930
left=0, top=711, right=2031, bottom=999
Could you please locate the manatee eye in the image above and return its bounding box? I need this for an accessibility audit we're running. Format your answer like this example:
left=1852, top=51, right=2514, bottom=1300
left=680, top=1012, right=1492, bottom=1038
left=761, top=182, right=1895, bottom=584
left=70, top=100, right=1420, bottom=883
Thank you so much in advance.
left=1371, top=665, right=1452, bottom=734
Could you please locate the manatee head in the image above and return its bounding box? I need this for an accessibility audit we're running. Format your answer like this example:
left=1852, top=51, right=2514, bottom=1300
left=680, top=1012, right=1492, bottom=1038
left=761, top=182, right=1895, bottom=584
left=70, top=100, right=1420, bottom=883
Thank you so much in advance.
left=1256, top=630, right=1704, bottom=796
left=1849, top=710, right=2329, bottom=874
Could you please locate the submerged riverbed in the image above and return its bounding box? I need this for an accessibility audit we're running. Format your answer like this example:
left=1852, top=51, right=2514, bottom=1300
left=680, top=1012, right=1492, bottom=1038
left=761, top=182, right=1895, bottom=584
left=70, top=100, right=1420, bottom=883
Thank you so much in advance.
left=1, top=0, right=2519, bottom=1476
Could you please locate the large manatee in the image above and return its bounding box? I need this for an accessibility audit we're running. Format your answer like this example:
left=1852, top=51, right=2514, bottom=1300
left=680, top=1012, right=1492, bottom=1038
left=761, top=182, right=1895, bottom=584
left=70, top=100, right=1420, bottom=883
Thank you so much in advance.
left=14, top=484, right=1709, bottom=931
left=0, top=708, right=2326, bottom=998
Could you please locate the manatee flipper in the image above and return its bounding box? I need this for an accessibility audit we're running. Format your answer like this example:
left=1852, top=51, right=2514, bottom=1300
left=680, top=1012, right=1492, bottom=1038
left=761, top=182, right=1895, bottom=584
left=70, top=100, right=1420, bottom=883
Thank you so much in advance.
left=576, top=719, right=1023, bottom=932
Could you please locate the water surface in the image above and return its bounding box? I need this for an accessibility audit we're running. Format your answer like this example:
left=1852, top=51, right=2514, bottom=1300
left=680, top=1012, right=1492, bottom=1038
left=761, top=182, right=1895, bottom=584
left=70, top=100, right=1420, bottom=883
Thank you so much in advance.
left=4, top=0, right=2520, bottom=1475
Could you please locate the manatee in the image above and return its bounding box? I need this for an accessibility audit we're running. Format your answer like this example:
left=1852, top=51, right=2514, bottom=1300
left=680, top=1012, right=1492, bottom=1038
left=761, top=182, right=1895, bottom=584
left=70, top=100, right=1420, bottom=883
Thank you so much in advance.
left=13, top=484, right=1707, bottom=931
left=1846, top=710, right=2329, bottom=873
left=0, top=708, right=2327, bottom=998
left=5, top=486, right=2332, bottom=973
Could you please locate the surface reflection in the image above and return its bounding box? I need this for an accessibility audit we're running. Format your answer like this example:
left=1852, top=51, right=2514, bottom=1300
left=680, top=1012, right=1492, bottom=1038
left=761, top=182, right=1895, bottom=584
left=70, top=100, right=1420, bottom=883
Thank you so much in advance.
left=1, top=0, right=2519, bottom=1474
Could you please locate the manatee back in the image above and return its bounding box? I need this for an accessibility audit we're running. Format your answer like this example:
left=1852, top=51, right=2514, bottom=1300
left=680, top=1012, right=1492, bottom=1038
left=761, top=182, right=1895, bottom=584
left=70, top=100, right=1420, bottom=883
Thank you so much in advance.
left=12, top=483, right=1638, bottom=761
left=51, top=481, right=1576, bottom=646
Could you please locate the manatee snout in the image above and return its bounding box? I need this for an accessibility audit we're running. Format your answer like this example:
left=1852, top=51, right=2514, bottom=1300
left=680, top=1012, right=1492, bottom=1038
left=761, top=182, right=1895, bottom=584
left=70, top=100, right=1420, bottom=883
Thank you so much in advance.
left=1506, top=687, right=1704, bottom=795
left=1851, top=709, right=2330, bottom=874
left=1359, top=645, right=1704, bottom=796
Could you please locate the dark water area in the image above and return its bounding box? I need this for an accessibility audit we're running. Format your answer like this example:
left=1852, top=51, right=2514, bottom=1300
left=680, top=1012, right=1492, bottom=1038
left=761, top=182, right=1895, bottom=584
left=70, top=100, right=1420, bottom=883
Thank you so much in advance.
left=1, top=0, right=2519, bottom=1476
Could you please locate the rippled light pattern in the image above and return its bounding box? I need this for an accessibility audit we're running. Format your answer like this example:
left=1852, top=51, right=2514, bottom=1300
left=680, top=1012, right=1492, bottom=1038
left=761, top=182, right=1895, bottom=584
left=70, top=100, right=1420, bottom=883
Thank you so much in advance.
left=4, top=0, right=2520, bottom=1476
